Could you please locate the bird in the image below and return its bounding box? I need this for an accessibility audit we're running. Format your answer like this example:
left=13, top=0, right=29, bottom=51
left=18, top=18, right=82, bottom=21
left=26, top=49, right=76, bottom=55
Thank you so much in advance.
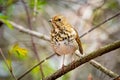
left=49, top=14, right=83, bottom=66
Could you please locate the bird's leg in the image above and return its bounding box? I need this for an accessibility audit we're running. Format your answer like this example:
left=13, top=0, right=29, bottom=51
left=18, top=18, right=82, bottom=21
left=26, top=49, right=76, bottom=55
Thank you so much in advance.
left=71, top=53, right=76, bottom=69
left=75, top=50, right=83, bottom=59
left=62, top=55, right=65, bottom=68
left=62, top=55, right=65, bottom=72
left=70, top=53, right=75, bottom=63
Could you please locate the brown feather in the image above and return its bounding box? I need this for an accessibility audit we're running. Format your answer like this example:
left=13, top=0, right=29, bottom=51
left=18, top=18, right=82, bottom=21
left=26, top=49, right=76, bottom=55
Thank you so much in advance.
left=75, top=31, right=83, bottom=54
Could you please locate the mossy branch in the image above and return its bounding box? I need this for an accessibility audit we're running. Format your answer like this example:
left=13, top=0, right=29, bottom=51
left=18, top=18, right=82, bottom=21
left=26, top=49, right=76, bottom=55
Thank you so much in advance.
left=44, top=40, right=120, bottom=80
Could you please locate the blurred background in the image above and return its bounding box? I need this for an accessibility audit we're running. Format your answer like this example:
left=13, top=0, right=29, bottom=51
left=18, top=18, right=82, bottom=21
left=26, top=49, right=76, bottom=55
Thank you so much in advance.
left=0, top=0, right=120, bottom=80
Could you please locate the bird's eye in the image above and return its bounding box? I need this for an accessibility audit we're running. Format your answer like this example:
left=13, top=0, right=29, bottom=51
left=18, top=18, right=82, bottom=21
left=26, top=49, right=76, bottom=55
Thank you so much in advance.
left=58, top=18, right=61, bottom=21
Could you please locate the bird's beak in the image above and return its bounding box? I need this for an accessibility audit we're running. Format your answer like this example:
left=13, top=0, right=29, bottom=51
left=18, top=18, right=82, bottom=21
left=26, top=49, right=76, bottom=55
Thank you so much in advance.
left=48, top=19, right=52, bottom=22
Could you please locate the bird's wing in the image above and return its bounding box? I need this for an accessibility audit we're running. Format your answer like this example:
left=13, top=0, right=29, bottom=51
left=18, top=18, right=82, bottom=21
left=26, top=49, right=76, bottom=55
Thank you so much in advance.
left=75, top=30, right=83, bottom=54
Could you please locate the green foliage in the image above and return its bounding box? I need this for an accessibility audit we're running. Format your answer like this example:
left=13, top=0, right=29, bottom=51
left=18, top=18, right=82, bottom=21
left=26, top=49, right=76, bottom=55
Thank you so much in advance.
left=2, top=61, right=11, bottom=76
left=0, top=13, right=8, bottom=19
left=5, top=5, right=14, bottom=18
left=0, top=14, right=14, bottom=29
left=0, top=1, right=15, bottom=31
left=43, top=61, right=55, bottom=76
left=28, top=0, right=47, bottom=15
left=31, top=65, right=41, bottom=80
left=0, top=0, right=15, bottom=19
left=106, top=0, right=119, bottom=9
left=93, top=10, right=103, bottom=25
left=30, top=60, right=55, bottom=80
left=62, top=73, right=70, bottom=80
left=29, top=0, right=47, bottom=9
left=0, top=0, right=13, bottom=6
left=0, top=0, right=7, bottom=6
left=7, top=0, right=16, bottom=6
left=93, top=0, right=119, bottom=25
left=9, top=43, right=28, bottom=60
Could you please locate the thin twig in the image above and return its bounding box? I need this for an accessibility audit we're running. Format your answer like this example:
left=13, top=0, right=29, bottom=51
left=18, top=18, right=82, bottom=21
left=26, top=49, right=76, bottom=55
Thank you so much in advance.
left=43, top=40, right=120, bottom=80
left=89, top=60, right=119, bottom=78
left=80, top=11, right=120, bottom=38
left=3, top=11, right=120, bottom=42
left=18, top=48, right=119, bottom=80
left=75, top=54, right=119, bottom=79
left=1, top=9, right=120, bottom=80
left=0, top=48, right=17, bottom=80
left=34, top=0, right=37, bottom=14
left=15, top=9, right=120, bottom=80
left=33, top=0, right=38, bottom=19
left=8, top=11, right=120, bottom=79
left=8, top=21, right=50, bottom=41
left=21, top=0, right=45, bottom=78
left=17, top=53, right=56, bottom=80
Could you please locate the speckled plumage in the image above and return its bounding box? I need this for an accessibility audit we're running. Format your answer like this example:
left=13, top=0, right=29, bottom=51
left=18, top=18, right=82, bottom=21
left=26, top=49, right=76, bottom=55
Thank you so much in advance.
left=50, top=15, right=83, bottom=56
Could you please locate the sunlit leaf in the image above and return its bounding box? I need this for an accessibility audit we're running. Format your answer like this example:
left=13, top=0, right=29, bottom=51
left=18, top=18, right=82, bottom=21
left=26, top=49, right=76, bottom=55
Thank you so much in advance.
left=0, top=14, right=14, bottom=30
left=9, top=43, right=28, bottom=60
left=0, top=13, right=8, bottom=19
left=1, top=19, right=14, bottom=29
left=31, top=61, right=41, bottom=80
left=7, top=0, right=14, bottom=6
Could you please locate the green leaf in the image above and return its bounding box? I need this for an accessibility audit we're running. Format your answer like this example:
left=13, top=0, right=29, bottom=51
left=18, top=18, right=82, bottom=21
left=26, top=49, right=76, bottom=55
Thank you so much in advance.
left=9, top=43, right=28, bottom=60
left=0, top=0, right=7, bottom=6
left=0, top=13, right=14, bottom=29
left=106, top=1, right=119, bottom=9
left=0, top=13, right=8, bottom=19
left=28, top=0, right=47, bottom=14
left=0, top=19, right=14, bottom=30
left=31, top=65, right=41, bottom=80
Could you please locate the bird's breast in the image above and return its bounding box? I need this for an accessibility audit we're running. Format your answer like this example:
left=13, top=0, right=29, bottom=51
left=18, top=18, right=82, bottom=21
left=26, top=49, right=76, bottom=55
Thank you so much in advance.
left=51, top=27, right=78, bottom=55
left=51, top=40, right=78, bottom=55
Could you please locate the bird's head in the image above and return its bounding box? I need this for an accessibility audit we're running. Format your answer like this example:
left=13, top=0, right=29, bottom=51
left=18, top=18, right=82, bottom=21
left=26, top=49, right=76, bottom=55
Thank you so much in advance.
left=49, top=14, right=68, bottom=29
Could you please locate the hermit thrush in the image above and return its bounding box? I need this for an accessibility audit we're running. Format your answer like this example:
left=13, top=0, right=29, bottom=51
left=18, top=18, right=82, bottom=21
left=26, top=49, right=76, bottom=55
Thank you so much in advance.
left=49, top=14, right=83, bottom=65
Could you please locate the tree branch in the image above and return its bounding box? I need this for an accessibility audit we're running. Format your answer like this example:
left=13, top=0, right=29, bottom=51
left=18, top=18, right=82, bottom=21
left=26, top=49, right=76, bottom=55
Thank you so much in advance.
left=43, top=40, right=120, bottom=80
left=80, top=11, right=120, bottom=38
left=18, top=53, right=56, bottom=80
left=1, top=11, right=120, bottom=80
left=21, top=0, right=45, bottom=78
left=3, top=11, right=120, bottom=43
left=0, top=48, right=17, bottom=80
left=75, top=54, right=119, bottom=79
left=9, top=21, right=50, bottom=41
left=90, top=60, right=119, bottom=78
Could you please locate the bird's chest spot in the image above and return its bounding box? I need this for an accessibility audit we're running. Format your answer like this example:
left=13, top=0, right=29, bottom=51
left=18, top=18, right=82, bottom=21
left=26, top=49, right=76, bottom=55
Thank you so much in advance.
left=52, top=40, right=78, bottom=55
left=51, top=29, right=75, bottom=42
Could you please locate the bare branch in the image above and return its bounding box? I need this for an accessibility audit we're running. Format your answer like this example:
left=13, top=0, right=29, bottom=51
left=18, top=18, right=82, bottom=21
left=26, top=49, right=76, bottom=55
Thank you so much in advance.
left=43, top=40, right=120, bottom=80
left=75, top=54, right=119, bottom=79
left=80, top=11, right=120, bottom=38
left=21, top=0, right=45, bottom=78
left=0, top=48, right=17, bottom=80
left=4, top=11, right=120, bottom=42
left=1, top=9, right=120, bottom=80
left=17, top=53, right=56, bottom=80
left=9, top=21, right=50, bottom=41
left=90, top=60, right=119, bottom=78
left=33, top=0, right=38, bottom=17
